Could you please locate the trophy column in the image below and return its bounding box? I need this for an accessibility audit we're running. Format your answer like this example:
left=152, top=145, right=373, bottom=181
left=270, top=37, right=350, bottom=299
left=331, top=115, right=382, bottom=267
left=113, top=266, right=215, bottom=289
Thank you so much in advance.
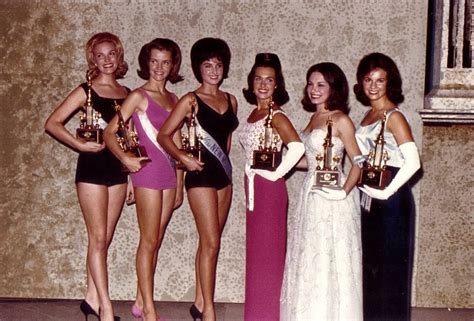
left=113, top=101, right=147, bottom=159
left=76, top=70, right=103, bottom=143
left=313, top=118, right=341, bottom=187
left=177, top=97, right=203, bottom=170
left=358, top=111, right=392, bottom=189
left=251, top=98, right=282, bottom=171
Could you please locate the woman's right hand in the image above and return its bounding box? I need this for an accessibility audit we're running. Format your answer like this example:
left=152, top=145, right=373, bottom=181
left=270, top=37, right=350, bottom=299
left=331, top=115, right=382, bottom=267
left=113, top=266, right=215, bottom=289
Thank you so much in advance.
left=122, top=155, right=150, bottom=173
left=76, top=140, right=106, bottom=153
left=180, top=153, right=204, bottom=172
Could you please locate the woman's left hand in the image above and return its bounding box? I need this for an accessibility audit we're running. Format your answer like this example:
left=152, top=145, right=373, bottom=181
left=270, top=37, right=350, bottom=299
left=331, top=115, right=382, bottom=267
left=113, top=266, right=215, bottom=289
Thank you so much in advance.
left=313, top=186, right=347, bottom=200
left=126, top=179, right=135, bottom=205
left=173, top=188, right=184, bottom=209
left=359, top=184, right=393, bottom=200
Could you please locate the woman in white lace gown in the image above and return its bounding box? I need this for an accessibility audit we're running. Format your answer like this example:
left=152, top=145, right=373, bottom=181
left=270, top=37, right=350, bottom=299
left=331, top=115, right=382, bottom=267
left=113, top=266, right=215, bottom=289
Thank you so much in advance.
left=280, top=62, right=363, bottom=321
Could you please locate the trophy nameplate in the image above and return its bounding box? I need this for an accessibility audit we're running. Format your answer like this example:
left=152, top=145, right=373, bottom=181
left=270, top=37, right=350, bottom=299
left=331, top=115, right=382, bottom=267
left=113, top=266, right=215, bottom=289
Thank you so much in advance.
left=358, top=111, right=392, bottom=189
left=177, top=97, right=204, bottom=170
left=253, top=149, right=283, bottom=170
left=114, top=101, right=148, bottom=171
left=358, top=166, right=392, bottom=189
left=313, top=118, right=341, bottom=187
left=315, top=170, right=341, bottom=187
left=76, top=70, right=103, bottom=144
left=251, top=98, right=282, bottom=171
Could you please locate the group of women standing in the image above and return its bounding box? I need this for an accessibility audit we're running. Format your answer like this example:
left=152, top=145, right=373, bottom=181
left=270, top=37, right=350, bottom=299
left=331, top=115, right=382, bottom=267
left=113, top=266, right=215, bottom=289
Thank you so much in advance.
left=45, top=31, right=420, bottom=321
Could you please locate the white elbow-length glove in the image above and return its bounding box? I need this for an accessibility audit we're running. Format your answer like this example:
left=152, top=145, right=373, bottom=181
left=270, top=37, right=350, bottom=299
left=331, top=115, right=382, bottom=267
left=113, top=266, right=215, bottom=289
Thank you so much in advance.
left=254, top=141, right=305, bottom=182
left=359, top=141, right=420, bottom=200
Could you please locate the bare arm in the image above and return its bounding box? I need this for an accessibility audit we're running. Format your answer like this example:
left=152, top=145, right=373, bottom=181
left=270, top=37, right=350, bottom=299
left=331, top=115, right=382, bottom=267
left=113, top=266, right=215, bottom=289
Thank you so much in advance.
left=44, top=86, right=104, bottom=153
left=157, top=93, right=204, bottom=171
left=386, top=111, right=415, bottom=145
left=103, top=90, right=148, bottom=172
left=226, top=94, right=239, bottom=153
left=334, top=113, right=362, bottom=194
left=359, top=110, right=420, bottom=200
left=253, top=110, right=305, bottom=181
left=272, top=111, right=302, bottom=145
left=172, top=127, right=184, bottom=208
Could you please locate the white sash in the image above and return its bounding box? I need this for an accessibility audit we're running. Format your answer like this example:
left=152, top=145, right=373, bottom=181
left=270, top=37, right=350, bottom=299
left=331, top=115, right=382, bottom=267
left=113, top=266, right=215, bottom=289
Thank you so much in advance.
left=137, top=112, right=175, bottom=169
left=245, top=164, right=256, bottom=211
left=361, top=192, right=372, bottom=212
left=195, top=118, right=232, bottom=181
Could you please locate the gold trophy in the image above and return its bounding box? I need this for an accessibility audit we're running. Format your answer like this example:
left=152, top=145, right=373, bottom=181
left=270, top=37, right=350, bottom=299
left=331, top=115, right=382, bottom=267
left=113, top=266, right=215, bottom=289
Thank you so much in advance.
left=177, top=97, right=203, bottom=169
left=251, top=98, right=282, bottom=171
left=314, top=118, right=341, bottom=187
left=113, top=101, right=148, bottom=159
left=76, top=70, right=103, bottom=143
left=358, top=111, right=392, bottom=189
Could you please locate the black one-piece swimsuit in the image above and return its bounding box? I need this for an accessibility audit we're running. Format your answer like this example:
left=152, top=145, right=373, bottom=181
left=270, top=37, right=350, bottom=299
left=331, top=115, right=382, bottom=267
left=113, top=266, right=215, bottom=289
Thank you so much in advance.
left=75, top=83, right=129, bottom=186
left=184, top=92, right=239, bottom=191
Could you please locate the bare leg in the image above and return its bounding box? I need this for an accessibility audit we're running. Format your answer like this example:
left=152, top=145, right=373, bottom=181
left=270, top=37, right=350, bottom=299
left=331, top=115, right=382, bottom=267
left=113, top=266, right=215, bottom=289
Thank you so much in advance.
left=135, top=187, right=176, bottom=321
left=193, top=185, right=232, bottom=312
left=78, top=183, right=125, bottom=321
left=84, top=183, right=126, bottom=312
left=188, top=185, right=232, bottom=321
left=133, top=188, right=175, bottom=315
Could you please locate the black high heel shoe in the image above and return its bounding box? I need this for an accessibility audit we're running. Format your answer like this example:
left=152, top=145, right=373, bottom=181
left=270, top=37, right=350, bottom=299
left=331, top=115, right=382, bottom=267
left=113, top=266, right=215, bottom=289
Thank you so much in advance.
left=98, top=308, right=121, bottom=321
left=189, top=304, right=202, bottom=321
left=80, top=301, right=120, bottom=321
left=80, top=300, right=99, bottom=320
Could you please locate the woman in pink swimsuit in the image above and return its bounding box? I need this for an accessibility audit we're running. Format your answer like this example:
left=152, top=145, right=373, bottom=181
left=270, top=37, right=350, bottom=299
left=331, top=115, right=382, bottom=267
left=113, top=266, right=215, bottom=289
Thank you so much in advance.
left=104, top=38, right=184, bottom=321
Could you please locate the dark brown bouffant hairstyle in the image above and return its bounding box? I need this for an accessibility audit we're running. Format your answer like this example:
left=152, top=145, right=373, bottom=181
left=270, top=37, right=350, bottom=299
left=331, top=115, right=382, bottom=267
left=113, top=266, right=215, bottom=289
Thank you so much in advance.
left=137, top=38, right=184, bottom=84
left=353, top=52, right=404, bottom=106
left=301, top=62, right=349, bottom=114
left=85, top=32, right=128, bottom=79
left=190, top=37, right=231, bottom=83
left=242, top=53, right=290, bottom=106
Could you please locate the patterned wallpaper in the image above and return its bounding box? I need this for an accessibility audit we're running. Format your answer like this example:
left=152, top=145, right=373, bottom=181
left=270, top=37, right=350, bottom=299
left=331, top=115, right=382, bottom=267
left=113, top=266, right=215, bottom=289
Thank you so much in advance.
left=4, top=0, right=465, bottom=307
left=414, top=125, right=473, bottom=308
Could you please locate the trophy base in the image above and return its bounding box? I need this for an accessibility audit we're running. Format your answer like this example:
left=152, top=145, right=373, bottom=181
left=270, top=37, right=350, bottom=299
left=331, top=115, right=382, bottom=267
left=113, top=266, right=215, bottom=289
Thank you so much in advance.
left=176, top=148, right=203, bottom=170
left=358, top=166, right=392, bottom=189
left=76, top=128, right=103, bottom=144
left=251, top=150, right=282, bottom=171
left=130, top=145, right=148, bottom=158
left=314, top=170, right=340, bottom=187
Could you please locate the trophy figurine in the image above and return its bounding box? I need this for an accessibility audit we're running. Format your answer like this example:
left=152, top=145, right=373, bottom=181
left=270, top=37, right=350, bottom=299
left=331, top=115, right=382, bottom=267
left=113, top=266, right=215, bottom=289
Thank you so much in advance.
left=358, top=111, right=392, bottom=189
left=76, top=70, right=103, bottom=143
left=177, top=97, right=204, bottom=169
left=313, top=118, right=341, bottom=187
left=251, top=98, right=282, bottom=171
left=113, top=101, right=148, bottom=160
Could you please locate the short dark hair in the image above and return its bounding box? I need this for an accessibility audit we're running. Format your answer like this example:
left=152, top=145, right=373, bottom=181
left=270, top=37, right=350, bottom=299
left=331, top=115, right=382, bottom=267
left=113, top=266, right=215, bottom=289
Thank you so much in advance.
left=301, top=62, right=349, bottom=114
left=85, top=32, right=128, bottom=79
left=190, top=38, right=231, bottom=83
left=353, top=52, right=404, bottom=106
left=137, top=38, right=184, bottom=83
left=242, top=53, right=290, bottom=106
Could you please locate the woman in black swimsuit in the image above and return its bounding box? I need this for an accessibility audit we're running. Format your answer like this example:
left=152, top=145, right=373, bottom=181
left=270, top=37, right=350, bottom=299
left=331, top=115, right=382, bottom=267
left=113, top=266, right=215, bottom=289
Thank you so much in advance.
left=45, top=32, right=128, bottom=321
left=158, top=38, right=238, bottom=321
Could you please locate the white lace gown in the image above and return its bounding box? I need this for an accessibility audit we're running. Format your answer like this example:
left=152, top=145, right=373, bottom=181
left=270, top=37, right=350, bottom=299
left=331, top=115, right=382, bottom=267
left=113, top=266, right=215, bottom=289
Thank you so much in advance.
left=280, top=129, right=363, bottom=321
